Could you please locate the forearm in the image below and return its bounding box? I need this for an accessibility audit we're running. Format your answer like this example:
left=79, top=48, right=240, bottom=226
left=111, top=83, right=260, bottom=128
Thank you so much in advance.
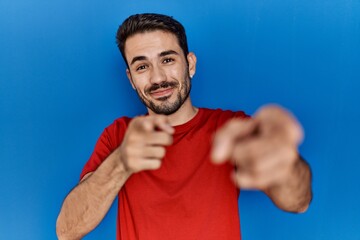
left=56, top=148, right=131, bottom=240
left=264, top=156, right=312, bottom=213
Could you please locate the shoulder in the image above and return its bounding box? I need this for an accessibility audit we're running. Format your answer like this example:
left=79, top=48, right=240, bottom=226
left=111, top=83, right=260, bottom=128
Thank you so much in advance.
left=200, top=107, right=250, bottom=120
left=98, top=116, right=133, bottom=148
left=103, top=116, right=133, bottom=136
left=198, top=107, right=251, bottom=129
left=106, top=116, right=133, bottom=130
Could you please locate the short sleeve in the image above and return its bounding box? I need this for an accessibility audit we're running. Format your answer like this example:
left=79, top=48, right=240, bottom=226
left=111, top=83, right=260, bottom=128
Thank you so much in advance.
left=79, top=117, right=131, bottom=181
left=234, top=110, right=251, bottom=119
left=213, top=109, right=251, bottom=129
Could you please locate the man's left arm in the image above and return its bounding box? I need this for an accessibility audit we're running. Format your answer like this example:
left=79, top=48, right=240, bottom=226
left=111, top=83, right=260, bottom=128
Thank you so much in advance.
left=263, top=154, right=312, bottom=212
left=211, top=105, right=312, bottom=213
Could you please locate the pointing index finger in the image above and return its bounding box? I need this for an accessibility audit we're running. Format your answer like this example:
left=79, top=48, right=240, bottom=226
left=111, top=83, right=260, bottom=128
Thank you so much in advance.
left=134, top=116, right=174, bottom=134
left=152, top=116, right=175, bottom=135
left=211, top=118, right=257, bottom=164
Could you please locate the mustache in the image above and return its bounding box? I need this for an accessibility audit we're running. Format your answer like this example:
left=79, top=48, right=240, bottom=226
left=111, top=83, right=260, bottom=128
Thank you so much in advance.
left=146, top=81, right=179, bottom=94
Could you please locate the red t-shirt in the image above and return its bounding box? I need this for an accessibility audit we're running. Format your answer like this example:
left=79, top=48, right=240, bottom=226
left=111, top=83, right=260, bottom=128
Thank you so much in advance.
left=80, top=108, right=249, bottom=240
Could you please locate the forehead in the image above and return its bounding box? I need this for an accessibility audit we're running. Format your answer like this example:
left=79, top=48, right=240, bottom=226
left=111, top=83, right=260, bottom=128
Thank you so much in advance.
left=124, top=30, right=182, bottom=60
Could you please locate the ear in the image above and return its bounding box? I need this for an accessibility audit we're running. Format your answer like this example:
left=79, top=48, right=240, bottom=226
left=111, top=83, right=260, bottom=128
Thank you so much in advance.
left=187, top=52, right=197, bottom=78
left=126, top=68, right=136, bottom=90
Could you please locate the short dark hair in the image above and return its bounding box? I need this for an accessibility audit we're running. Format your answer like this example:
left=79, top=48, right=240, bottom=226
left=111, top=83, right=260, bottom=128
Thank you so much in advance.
left=116, top=13, right=189, bottom=66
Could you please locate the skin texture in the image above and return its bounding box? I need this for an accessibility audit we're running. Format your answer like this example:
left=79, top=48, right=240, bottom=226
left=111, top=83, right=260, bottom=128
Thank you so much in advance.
left=125, top=31, right=198, bottom=123
left=56, top=30, right=312, bottom=239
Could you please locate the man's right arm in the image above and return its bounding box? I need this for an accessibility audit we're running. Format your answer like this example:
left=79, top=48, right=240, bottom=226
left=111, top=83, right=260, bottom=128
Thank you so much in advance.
left=56, top=115, right=174, bottom=240
left=56, top=147, right=131, bottom=240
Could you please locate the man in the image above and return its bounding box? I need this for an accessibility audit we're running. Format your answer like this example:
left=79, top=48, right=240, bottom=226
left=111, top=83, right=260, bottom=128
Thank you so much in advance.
left=56, top=13, right=312, bottom=240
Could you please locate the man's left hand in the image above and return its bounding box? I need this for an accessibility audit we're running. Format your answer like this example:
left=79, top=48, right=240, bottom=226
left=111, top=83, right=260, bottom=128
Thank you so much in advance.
left=211, top=105, right=304, bottom=190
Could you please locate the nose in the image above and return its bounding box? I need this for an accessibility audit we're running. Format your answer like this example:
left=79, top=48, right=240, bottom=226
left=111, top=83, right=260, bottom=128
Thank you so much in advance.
left=150, top=65, right=166, bottom=84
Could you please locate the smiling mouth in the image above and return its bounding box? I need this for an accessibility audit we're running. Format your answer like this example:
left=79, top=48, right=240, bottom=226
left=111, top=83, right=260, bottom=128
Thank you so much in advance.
left=150, top=87, right=174, bottom=100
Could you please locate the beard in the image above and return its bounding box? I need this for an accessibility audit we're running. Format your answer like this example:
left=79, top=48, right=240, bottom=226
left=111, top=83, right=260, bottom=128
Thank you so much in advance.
left=135, top=71, right=192, bottom=115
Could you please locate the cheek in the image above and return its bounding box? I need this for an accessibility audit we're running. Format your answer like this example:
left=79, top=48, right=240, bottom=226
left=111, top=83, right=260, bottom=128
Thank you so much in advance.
left=132, top=76, right=149, bottom=91
left=167, top=65, right=183, bottom=77
left=168, top=67, right=187, bottom=85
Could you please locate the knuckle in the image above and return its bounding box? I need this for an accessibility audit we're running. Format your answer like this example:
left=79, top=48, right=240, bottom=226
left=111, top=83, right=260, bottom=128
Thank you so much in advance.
left=156, top=115, right=167, bottom=121
left=141, top=119, right=152, bottom=129
left=150, top=147, right=165, bottom=158
left=144, top=132, right=153, bottom=142
left=124, top=157, right=136, bottom=172
left=164, top=134, right=173, bottom=145
left=126, top=158, right=135, bottom=169
left=129, top=158, right=145, bottom=173
left=121, top=145, right=131, bottom=159
left=152, top=160, right=162, bottom=169
left=142, top=159, right=161, bottom=171
left=157, top=147, right=166, bottom=158
left=233, top=145, right=243, bottom=158
left=228, top=119, right=240, bottom=128
left=155, top=132, right=173, bottom=145
left=135, top=117, right=153, bottom=132
left=132, top=116, right=144, bottom=127
left=279, top=145, right=297, bottom=164
left=127, top=134, right=139, bottom=144
left=250, top=161, right=262, bottom=174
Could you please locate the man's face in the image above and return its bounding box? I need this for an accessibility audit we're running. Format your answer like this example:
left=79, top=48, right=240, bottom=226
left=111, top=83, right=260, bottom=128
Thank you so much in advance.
left=124, top=30, right=196, bottom=115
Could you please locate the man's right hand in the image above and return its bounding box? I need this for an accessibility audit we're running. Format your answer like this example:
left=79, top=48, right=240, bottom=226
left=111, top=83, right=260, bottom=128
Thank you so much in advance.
left=119, top=115, right=174, bottom=173
left=56, top=115, right=174, bottom=240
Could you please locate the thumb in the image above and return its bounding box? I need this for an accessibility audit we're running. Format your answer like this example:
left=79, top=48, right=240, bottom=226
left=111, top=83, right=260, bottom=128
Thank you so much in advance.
left=211, top=119, right=257, bottom=164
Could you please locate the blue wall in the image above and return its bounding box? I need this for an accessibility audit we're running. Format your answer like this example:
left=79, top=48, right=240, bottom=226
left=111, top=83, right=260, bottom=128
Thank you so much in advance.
left=1, top=0, right=359, bottom=239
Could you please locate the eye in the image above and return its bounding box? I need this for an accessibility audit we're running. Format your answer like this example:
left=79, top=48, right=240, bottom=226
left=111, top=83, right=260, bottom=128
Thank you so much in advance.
left=136, top=64, right=147, bottom=71
left=162, top=58, right=174, bottom=64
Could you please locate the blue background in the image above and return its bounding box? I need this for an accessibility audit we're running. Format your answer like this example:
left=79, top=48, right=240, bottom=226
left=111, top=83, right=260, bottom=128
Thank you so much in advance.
left=1, top=0, right=359, bottom=239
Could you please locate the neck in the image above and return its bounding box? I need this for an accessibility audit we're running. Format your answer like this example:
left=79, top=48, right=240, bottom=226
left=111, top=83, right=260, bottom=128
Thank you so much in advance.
left=147, top=97, right=198, bottom=126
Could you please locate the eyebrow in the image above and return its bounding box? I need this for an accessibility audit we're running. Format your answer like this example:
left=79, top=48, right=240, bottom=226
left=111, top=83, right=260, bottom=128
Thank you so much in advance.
left=159, top=50, right=179, bottom=57
left=130, top=56, right=147, bottom=66
left=129, top=50, right=180, bottom=66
